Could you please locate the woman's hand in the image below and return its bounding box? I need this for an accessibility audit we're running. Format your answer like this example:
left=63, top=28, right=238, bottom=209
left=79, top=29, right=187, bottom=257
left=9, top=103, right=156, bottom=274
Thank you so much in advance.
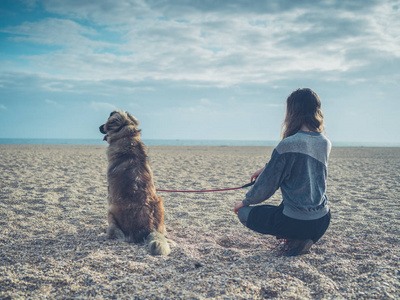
left=234, top=201, right=244, bottom=215
left=251, top=166, right=265, bottom=182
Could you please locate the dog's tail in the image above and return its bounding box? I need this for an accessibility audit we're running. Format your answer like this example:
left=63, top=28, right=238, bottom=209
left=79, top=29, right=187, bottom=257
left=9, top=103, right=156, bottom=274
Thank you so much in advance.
left=145, top=231, right=171, bottom=256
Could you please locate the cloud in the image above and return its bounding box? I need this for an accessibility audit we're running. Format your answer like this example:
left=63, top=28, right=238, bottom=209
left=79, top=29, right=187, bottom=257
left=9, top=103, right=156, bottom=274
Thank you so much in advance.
left=45, top=99, right=64, bottom=108
left=265, top=103, right=283, bottom=108
left=37, top=0, right=383, bottom=21
left=1, top=0, right=399, bottom=90
left=200, top=98, right=211, bottom=105
left=40, top=0, right=153, bottom=25
left=0, top=104, right=7, bottom=110
left=2, top=18, right=113, bottom=52
left=42, top=81, right=75, bottom=92
left=90, top=101, right=118, bottom=112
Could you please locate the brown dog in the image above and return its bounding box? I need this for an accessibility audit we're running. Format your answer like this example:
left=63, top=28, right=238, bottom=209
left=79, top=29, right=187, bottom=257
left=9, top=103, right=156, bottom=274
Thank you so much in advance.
left=99, top=110, right=170, bottom=256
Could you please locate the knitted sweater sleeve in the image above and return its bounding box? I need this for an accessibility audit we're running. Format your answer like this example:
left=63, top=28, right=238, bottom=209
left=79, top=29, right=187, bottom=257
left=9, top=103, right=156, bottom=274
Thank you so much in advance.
left=242, top=149, right=286, bottom=206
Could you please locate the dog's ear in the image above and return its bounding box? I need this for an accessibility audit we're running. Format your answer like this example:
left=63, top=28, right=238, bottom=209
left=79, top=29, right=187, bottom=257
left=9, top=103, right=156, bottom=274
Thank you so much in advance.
left=105, top=111, right=123, bottom=131
left=126, top=112, right=139, bottom=126
left=109, top=111, right=118, bottom=118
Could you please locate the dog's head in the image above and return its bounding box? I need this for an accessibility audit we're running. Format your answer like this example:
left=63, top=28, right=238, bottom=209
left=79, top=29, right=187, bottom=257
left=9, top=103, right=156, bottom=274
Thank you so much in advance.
left=99, top=110, right=140, bottom=143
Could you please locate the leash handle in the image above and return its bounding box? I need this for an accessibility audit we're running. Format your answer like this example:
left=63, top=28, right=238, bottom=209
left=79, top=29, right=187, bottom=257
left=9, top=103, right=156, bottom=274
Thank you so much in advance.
left=241, top=181, right=255, bottom=188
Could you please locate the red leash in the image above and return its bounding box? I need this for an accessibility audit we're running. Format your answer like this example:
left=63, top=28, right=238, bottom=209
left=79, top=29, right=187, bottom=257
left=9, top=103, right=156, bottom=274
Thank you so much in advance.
left=156, top=181, right=255, bottom=193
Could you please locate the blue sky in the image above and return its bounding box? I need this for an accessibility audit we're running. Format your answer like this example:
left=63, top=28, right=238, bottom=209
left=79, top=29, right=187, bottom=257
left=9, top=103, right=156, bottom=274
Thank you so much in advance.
left=0, top=0, right=399, bottom=144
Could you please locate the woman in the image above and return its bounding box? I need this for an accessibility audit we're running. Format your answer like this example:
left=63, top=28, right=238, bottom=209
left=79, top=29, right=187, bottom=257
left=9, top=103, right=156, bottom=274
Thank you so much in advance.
left=234, top=88, right=331, bottom=256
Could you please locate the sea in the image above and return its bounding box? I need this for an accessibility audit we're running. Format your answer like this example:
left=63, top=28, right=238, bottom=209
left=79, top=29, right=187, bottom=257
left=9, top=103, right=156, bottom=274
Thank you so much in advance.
left=0, top=138, right=399, bottom=147
left=0, top=138, right=278, bottom=146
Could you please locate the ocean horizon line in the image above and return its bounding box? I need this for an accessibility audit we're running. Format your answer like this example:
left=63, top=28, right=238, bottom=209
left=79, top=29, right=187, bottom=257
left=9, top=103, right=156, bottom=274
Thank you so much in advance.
left=0, top=138, right=399, bottom=147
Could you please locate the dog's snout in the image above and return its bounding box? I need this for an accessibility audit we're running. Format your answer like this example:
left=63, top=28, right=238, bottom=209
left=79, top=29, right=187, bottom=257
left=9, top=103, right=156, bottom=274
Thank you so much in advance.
left=100, top=124, right=106, bottom=134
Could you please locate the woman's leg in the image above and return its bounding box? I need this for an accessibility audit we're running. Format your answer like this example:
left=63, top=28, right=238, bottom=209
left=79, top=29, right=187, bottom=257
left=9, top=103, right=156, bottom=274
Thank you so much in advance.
left=237, top=206, right=253, bottom=226
left=311, top=210, right=331, bottom=243
left=237, top=204, right=284, bottom=236
left=238, top=204, right=331, bottom=243
left=269, top=211, right=331, bottom=243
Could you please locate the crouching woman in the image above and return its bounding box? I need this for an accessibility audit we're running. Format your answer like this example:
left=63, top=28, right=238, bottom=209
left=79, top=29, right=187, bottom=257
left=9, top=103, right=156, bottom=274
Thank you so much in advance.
left=234, top=88, right=332, bottom=256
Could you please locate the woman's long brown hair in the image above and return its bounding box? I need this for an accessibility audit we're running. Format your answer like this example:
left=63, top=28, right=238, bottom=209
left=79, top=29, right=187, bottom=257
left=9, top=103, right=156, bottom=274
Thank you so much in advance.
left=281, top=88, right=325, bottom=140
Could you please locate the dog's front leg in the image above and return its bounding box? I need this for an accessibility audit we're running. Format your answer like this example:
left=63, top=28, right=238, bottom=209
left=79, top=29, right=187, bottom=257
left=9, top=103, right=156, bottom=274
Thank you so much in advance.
left=106, top=210, right=125, bottom=241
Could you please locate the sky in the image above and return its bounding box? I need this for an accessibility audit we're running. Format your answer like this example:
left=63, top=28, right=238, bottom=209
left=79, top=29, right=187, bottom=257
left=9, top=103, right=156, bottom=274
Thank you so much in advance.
left=0, top=0, right=399, bottom=145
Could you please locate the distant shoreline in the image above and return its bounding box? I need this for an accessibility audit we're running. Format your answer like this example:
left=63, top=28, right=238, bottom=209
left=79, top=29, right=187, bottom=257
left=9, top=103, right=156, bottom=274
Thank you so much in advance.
left=0, top=138, right=399, bottom=147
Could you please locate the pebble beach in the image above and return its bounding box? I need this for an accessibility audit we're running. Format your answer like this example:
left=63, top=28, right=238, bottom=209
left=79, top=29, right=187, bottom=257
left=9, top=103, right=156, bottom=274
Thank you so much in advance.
left=0, top=144, right=399, bottom=299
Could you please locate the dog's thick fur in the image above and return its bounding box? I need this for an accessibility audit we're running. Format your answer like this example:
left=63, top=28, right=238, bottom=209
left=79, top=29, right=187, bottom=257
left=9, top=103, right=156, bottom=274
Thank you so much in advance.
left=99, top=110, right=170, bottom=256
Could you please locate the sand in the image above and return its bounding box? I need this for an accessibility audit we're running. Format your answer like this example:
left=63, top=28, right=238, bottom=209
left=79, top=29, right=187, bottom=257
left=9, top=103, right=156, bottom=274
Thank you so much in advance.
left=0, top=144, right=399, bottom=299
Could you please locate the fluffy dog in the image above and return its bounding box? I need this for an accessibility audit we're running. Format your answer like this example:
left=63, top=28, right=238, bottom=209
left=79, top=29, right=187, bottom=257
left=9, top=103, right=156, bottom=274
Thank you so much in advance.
left=99, top=110, right=170, bottom=256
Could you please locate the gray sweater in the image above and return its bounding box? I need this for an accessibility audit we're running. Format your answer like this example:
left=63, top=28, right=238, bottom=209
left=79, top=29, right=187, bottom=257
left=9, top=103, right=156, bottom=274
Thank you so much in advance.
left=242, top=130, right=331, bottom=220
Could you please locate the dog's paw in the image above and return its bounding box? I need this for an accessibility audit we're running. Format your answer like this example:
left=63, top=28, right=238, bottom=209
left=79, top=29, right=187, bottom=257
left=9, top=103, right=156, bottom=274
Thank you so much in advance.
left=166, top=238, right=177, bottom=247
left=98, top=231, right=107, bottom=239
left=146, top=232, right=171, bottom=256
left=106, top=223, right=125, bottom=241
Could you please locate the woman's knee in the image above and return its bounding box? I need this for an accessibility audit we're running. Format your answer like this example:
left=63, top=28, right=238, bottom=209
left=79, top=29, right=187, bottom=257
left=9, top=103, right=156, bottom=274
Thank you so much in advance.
left=237, top=206, right=252, bottom=226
